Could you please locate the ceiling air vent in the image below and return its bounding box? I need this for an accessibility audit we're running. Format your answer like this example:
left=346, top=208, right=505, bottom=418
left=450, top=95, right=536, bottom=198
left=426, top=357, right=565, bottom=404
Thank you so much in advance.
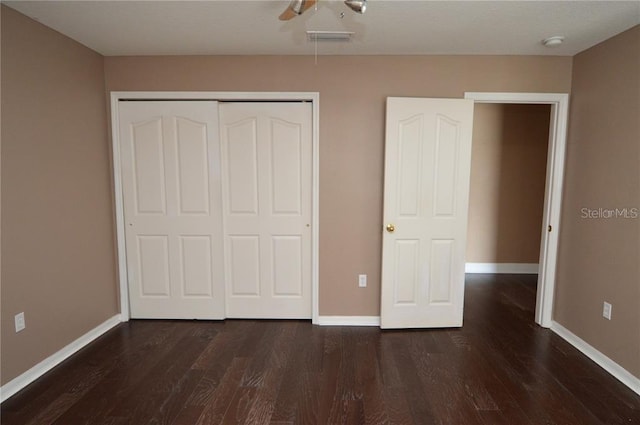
left=306, top=31, right=354, bottom=42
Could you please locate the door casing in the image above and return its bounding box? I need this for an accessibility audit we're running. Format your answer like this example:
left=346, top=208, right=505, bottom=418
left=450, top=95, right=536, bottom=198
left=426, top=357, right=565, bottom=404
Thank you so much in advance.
left=464, top=92, right=570, bottom=329
left=110, top=91, right=320, bottom=323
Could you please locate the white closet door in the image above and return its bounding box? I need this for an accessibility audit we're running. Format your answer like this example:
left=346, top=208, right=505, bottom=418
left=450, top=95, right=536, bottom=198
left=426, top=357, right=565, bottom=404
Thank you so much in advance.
left=119, top=101, right=224, bottom=319
left=381, top=97, right=474, bottom=329
left=219, top=102, right=312, bottom=318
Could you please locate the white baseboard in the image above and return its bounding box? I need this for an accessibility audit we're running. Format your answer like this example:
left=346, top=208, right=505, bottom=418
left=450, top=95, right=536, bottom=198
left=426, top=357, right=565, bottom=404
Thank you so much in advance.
left=317, top=316, right=381, bottom=326
left=551, top=321, right=640, bottom=396
left=465, top=263, right=539, bottom=274
left=0, top=314, right=122, bottom=403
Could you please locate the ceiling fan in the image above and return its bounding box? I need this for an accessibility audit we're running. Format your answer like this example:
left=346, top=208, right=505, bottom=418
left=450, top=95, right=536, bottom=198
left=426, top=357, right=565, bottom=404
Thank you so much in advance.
left=279, top=0, right=367, bottom=21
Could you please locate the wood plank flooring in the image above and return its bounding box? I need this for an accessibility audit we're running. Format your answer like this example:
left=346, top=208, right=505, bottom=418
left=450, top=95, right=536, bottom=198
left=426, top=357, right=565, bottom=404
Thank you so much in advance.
left=2, top=274, right=639, bottom=424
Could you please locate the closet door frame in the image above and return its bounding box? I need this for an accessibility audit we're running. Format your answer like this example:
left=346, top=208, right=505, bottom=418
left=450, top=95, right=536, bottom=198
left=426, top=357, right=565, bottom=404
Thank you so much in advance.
left=110, top=91, right=320, bottom=324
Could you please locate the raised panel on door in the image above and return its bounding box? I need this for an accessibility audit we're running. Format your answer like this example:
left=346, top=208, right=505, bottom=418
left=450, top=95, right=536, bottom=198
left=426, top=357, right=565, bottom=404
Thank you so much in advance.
left=119, top=101, right=225, bottom=319
left=393, top=239, right=420, bottom=305
left=225, top=118, right=259, bottom=215
left=131, top=118, right=166, bottom=215
left=220, top=102, right=312, bottom=319
left=433, top=115, right=460, bottom=216
left=429, top=239, right=455, bottom=303
left=228, top=235, right=261, bottom=296
left=381, top=97, right=473, bottom=329
left=176, top=117, right=210, bottom=215
left=179, top=235, right=213, bottom=297
left=397, top=115, right=423, bottom=217
left=272, top=236, right=303, bottom=296
left=270, top=118, right=302, bottom=215
left=136, top=235, right=171, bottom=297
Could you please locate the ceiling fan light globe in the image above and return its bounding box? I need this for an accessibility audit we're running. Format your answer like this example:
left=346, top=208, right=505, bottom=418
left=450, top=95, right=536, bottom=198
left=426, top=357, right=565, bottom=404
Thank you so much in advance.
left=345, top=0, right=367, bottom=14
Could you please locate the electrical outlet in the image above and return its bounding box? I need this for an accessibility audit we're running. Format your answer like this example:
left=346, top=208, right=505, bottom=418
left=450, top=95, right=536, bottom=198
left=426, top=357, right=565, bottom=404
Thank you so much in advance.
left=15, top=312, right=26, bottom=332
left=358, top=274, right=367, bottom=288
left=602, top=302, right=612, bottom=320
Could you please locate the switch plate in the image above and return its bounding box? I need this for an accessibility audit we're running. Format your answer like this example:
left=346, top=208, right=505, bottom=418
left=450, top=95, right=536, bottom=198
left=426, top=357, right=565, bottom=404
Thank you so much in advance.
left=603, top=302, right=612, bottom=320
left=15, top=312, right=26, bottom=332
left=358, top=274, right=367, bottom=288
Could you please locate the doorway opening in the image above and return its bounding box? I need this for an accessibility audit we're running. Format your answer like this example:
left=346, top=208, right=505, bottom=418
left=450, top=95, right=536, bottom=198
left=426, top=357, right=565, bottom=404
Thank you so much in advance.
left=465, top=93, right=569, bottom=328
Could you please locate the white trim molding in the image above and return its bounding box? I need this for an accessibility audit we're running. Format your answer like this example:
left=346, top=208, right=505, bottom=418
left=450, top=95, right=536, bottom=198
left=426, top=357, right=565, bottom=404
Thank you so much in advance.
left=551, top=321, right=640, bottom=396
left=465, top=263, right=539, bottom=274
left=0, top=314, right=122, bottom=403
left=464, top=92, right=569, bottom=329
left=110, top=92, right=320, bottom=324
left=317, top=316, right=381, bottom=326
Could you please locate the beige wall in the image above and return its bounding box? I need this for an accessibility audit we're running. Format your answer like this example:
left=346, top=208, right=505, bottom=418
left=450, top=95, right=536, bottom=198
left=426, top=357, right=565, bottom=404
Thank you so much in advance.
left=1, top=6, right=118, bottom=385
left=467, top=103, right=550, bottom=263
left=554, top=26, right=640, bottom=378
left=104, top=55, right=573, bottom=316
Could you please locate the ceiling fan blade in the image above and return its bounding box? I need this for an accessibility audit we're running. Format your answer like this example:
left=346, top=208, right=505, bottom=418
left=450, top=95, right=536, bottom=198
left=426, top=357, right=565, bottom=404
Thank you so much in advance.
left=279, top=7, right=298, bottom=21
left=279, top=0, right=317, bottom=21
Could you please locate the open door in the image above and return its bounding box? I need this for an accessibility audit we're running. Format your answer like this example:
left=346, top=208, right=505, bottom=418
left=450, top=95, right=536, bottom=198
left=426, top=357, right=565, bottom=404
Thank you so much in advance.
left=381, top=97, right=474, bottom=329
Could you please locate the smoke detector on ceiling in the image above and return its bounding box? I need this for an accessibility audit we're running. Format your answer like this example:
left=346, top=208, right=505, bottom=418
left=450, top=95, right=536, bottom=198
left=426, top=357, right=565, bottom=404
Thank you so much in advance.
left=542, top=36, right=565, bottom=47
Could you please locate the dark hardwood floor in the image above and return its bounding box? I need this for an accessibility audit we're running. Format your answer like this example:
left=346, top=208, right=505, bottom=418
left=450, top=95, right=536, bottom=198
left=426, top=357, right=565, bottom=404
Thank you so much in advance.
left=2, top=274, right=639, bottom=424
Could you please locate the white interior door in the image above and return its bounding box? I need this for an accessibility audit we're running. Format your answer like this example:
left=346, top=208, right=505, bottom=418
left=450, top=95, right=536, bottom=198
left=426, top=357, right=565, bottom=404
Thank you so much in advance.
left=118, top=101, right=225, bottom=319
left=381, top=97, right=474, bottom=329
left=219, top=102, right=312, bottom=318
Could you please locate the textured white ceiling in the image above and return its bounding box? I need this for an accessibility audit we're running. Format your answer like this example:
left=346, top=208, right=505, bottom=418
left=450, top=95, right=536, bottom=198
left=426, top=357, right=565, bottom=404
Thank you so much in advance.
left=4, top=0, right=640, bottom=56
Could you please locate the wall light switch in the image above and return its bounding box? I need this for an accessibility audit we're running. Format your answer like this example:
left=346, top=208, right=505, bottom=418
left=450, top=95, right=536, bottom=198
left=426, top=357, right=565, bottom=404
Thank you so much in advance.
left=603, top=302, right=612, bottom=320
left=15, top=312, right=26, bottom=332
left=358, top=274, right=367, bottom=288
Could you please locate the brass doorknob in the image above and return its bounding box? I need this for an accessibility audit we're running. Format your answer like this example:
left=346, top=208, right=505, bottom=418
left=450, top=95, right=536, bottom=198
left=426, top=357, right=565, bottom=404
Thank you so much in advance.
left=386, top=224, right=395, bottom=233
